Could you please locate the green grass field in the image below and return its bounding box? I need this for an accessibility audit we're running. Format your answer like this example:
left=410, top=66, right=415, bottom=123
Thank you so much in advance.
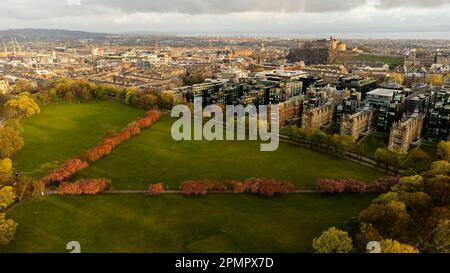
left=353, top=133, right=389, bottom=159
left=4, top=101, right=384, bottom=253
left=12, top=101, right=382, bottom=188
left=336, top=53, right=404, bottom=68
left=2, top=194, right=375, bottom=253
left=76, top=117, right=382, bottom=189
left=12, top=101, right=145, bottom=178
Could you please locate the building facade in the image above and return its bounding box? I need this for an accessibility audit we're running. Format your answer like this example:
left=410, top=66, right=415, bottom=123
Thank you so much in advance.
left=301, top=103, right=334, bottom=130
left=388, top=114, right=425, bottom=153
left=340, top=108, right=377, bottom=140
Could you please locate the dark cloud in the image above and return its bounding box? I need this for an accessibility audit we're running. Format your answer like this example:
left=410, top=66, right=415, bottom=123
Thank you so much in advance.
left=85, top=0, right=450, bottom=14
left=0, top=0, right=449, bottom=34
left=1, top=0, right=449, bottom=20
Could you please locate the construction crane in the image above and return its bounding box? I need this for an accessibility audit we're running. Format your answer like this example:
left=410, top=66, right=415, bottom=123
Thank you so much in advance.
left=14, top=36, right=21, bottom=52
left=0, top=35, right=7, bottom=54
left=11, top=37, right=16, bottom=55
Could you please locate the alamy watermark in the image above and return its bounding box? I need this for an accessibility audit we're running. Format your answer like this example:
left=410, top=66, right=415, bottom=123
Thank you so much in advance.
left=171, top=99, right=280, bottom=152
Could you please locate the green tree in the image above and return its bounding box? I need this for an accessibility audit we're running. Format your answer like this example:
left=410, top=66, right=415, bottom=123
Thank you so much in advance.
left=312, top=227, right=353, bottom=253
left=359, top=200, right=411, bottom=240
left=380, top=239, right=419, bottom=253
left=393, top=175, right=424, bottom=193
left=375, top=148, right=404, bottom=172
left=426, top=175, right=450, bottom=206
left=429, top=161, right=450, bottom=175
left=0, top=127, right=24, bottom=158
left=404, top=148, right=430, bottom=172
left=0, top=212, right=17, bottom=245
left=354, top=223, right=384, bottom=252
left=124, top=88, right=140, bottom=106
left=375, top=148, right=390, bottom=166
left=437, top=141, right=450, bottom=161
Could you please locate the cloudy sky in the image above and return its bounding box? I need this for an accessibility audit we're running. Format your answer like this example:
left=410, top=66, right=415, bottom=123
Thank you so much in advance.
left=0, top=0, right=450, bottom=36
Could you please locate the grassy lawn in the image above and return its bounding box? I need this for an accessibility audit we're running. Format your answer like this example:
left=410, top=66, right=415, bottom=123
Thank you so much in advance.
left=13, top=101, right=382, bottom=189
left=12, top=101, right=145, bottom=178
left=77, top=117, right=383, bottom=189
left=353, top=133, right=389, bottom=159
left=2, top=194, right=375, bottom=253
left=336, top=53, right=404, bottom=68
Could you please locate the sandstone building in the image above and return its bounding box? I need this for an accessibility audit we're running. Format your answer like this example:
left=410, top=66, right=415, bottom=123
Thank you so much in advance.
left=388, top=114, right=425, bottom=153
left=301, top=103, right=334, bottom=130
left=340, top=108, right=377, bottom=140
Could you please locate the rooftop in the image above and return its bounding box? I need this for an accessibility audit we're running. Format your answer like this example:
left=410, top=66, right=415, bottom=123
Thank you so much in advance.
left=367, top=88, right=398, bottom=97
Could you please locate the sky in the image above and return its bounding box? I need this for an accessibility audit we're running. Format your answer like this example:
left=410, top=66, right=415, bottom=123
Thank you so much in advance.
left=0, top=0, right=450, bottom=37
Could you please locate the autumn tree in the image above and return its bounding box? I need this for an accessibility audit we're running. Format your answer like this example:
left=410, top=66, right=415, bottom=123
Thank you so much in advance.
left=58, top=179, right=111, bottom=195
left=386, top=73, right=405, bottom=85
left=0, top=127, right=24, bottom=158
left=312, top=227, right=354, bottom=253
left=13, top=175, right=41, bottom=201
left=41, top=159, right=89, bottom=185
left=0, top=186, right=16, bottom=211
left=426, top=74, right=444, bottom=86
left=12, top=80, right=33, bottom=93
left=0, top=158, right=12, bottom=184
left=380, top=239, right=419, bottom=253
left=0, top=212, right=17, bottom=245
left=3, top=93, right=40, bottom=119
left=148, top=183, right=164, bottom=196
left=4, top=119, right=24, bottom=134
left=158, top=91, right=174, bottom=109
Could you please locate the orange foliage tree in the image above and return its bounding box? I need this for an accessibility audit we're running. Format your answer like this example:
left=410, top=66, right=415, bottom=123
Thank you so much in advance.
left=57, top=178, right=111, bottom=195
left=41, top=159, right=89, bottom=185
left=148, top=183, right=165, bottom=196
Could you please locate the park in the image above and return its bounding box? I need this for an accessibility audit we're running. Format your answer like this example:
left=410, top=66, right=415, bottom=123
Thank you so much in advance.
left=0, top=100, right=386, bottom=252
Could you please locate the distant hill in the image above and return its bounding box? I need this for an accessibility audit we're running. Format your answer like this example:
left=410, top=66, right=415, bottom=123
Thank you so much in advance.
left=0, top=28, right=108, bottom=41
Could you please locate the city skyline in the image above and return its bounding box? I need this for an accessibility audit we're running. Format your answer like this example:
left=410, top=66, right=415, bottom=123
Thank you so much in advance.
left=0, top=0, right=450, bottom=36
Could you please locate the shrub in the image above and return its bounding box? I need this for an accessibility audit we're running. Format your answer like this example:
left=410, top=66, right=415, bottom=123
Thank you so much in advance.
left=366, top=176, right=400, bottom=193
left=344, top=179, right=367, bottom=193
left=315, top=179, right=346, bottom=194
left=180, top=180, right=210, bottom=196
left=148, top=183, right=164, bottom=196
left=180, top=178, right=294, bottom=196
left=57, top=178, right=111, bottom=195
left=242, top=178, right=294, bottom=196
